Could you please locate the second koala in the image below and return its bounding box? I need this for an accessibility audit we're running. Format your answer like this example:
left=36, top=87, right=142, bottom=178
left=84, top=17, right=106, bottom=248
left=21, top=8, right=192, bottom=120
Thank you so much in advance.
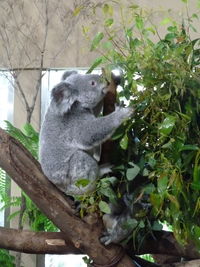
left=39, top=71, right=132, bottom=195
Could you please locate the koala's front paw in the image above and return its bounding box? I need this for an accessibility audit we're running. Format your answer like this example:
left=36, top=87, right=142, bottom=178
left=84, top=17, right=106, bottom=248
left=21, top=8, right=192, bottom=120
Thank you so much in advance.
left=124, top=106, right=134, bottom=117
left=115, top=106, right=134, bottom=121
left=101, top=212, right=133, bottom=246
left=100, top=232, right=113, bottom=246
left=100, top=228, right=128, bottom=246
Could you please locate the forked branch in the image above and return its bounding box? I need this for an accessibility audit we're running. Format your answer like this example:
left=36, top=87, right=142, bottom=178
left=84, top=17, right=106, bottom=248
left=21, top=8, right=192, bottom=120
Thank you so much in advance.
left=0, top=127, right=135, bottom=267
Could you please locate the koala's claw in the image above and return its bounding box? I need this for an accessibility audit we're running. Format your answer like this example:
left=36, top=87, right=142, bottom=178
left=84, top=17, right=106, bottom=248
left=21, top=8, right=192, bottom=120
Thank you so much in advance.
left=100, top=234, right=112, bottom=246
left=124, top=106, right=134, bottom=117
left=73, top=200, right=81, bottom=215
left=99, top=164, right=113, bottom=177
left=115, top=106, right=134, bottom=121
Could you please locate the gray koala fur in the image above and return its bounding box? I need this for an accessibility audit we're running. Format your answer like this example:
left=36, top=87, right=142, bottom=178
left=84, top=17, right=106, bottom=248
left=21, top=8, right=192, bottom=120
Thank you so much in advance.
left=39, top=71, right=132, bottom=196
left=100, top=195, right=134, bottom=245
left=101, top=210, right=132, bottom=245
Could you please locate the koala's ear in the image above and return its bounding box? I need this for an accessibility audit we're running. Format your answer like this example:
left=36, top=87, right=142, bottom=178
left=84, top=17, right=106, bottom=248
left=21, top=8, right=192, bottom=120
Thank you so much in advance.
left=51, top=81, right=77, bottom=115
left=61, top=70, right=78, bottom=81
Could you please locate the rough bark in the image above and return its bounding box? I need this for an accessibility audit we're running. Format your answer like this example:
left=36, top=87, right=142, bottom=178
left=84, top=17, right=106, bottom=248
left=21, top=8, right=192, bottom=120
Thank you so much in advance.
left=0, top=128, right=135, bottom=267
left=126, top=230, right=200, bottom=260
left=0, top=227, right=80, bottom=255
left=100, top=71, right=117, bottom=164
left=1, top=226, right=200, bottom=261
left=163, top=259, right=200, bottom=267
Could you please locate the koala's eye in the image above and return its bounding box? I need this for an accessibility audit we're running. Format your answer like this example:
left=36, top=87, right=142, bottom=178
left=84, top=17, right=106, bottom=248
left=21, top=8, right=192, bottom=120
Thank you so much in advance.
left=91, top=80, right=97, bottom=86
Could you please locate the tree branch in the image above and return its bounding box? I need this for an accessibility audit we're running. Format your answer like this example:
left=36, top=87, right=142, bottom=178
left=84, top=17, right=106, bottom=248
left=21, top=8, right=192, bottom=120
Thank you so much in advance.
left=1, top=127, right=200, bottom=265
left=0, top=227, right=81, bottom=255
left=0, top=127, right=135, bottom=267
left=126, top=230, right=200, bottom=260
left=163, top=259, right=200, bottom=267
left=100, top=70, right=117, bottom=164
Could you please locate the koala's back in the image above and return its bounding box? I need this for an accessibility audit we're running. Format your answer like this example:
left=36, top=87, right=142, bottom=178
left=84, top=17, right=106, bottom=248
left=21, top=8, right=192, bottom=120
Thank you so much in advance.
left=39, top=105, right=98, bottom=194
left=40, top=107, right=76, bottom=167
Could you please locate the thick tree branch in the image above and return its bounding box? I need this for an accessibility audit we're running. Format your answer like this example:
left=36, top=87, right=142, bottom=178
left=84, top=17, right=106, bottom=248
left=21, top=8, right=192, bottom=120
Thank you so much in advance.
left=126, top=230, right=200, bottom=260
left=0, top=128, right=135, bottom=267
left=1, top=128, right=200, bottom=265
left=1, top=226, right=200, bottom=264
left=0, top=227, right=80, bottom=255
left=1, top=226, right=199, bottom=260
left=163, top=259, right=200, bottom=267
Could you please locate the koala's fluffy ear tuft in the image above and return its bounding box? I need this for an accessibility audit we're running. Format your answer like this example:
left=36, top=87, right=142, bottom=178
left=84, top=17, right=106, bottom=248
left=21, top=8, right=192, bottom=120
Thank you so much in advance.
left=51, top=81, right=77, bottom=115
left=61, top=70, right=78, bottom=81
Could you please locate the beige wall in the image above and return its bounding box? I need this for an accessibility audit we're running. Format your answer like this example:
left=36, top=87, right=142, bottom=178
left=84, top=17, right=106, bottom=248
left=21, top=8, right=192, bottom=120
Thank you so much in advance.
left=0, top=0, right=198, bottom=266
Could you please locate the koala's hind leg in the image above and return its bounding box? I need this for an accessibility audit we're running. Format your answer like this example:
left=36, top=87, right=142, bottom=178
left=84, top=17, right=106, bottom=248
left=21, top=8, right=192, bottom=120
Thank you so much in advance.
left=66, top=150, right=99, bottom=196
left=44, top=162, right=70, bottom=193
left=100, top=210, right=132, bottom=246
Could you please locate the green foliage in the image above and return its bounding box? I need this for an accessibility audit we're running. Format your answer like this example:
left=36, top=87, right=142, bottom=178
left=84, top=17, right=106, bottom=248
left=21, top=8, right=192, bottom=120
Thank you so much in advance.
left=126, top=163, right=140, bottom=181
left=90, top=32, right=104, bottom=51
left=82, top=255, right=93, bottom=266
left=0, top=168, right=22, bottom=224
left=88, top=1, right=200, bottom=247
left=0, top=168, right=7, bottom=199
left=74, top=176, right=118, bottom=218
left=0, top=249, right=15, bottom=267
left=140, top=254, right=154, bottom=263
left=98, top=200, right=111, bottom=214
left=75, top=179, right=90, bottom=188
left=5, top=121, right=39, bottom=160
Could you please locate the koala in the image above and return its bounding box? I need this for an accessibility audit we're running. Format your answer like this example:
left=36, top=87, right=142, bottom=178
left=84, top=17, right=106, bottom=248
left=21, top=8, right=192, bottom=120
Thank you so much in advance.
left=101, top=205, right=132, bottom=245
left=39, top=70, right=132, bottom=196
left=100, top=193, right=151, bottom=246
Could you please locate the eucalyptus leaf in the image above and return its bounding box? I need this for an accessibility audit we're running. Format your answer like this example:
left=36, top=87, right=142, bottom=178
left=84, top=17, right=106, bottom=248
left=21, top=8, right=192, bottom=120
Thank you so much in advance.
left=135, top=15, right=144, bottom=30
left=99, top=184, right=117, bottom=203
left=152, top=221, right=163, bottom=231
left=112, top=125, right=126, bottom=140
left=75, top=179, right=90, bottom=188
left=73, top=6, right=82, bottom=16
left=100, top=176, right=118, bottom=186
left=122, top=218, right=138, bottom=230
left=144, top=183, right=156, bottom=194
left=193, top=151, right=200, bottom=185
left=87, top=57, right=103, bottom=73
left=161, top=17, right=172, bottom=25
left=105, top=18, right=114, bottom=27
left=120, top=134, right=128, bottom=150
left=98, top=201, right=111, bottom=214
left=103, top=3, right=113, bottom=16
left=179, top=145, right=199, bottom=152
left=159, top=115, right=176, bottom=136
left=157, top=176, right=168, bottom=193
left=90, top=32, right=104, bottom=51
left=126, top=164, right=140, bottom=181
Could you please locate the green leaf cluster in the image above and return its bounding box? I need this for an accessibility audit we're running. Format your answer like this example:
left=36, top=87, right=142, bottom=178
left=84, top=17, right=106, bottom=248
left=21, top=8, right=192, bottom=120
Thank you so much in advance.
left=89, top=1, right=200, bottom=247
left=0, top=249, right=15, bottom=267
left=5, top=121, right=39, bottom=160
